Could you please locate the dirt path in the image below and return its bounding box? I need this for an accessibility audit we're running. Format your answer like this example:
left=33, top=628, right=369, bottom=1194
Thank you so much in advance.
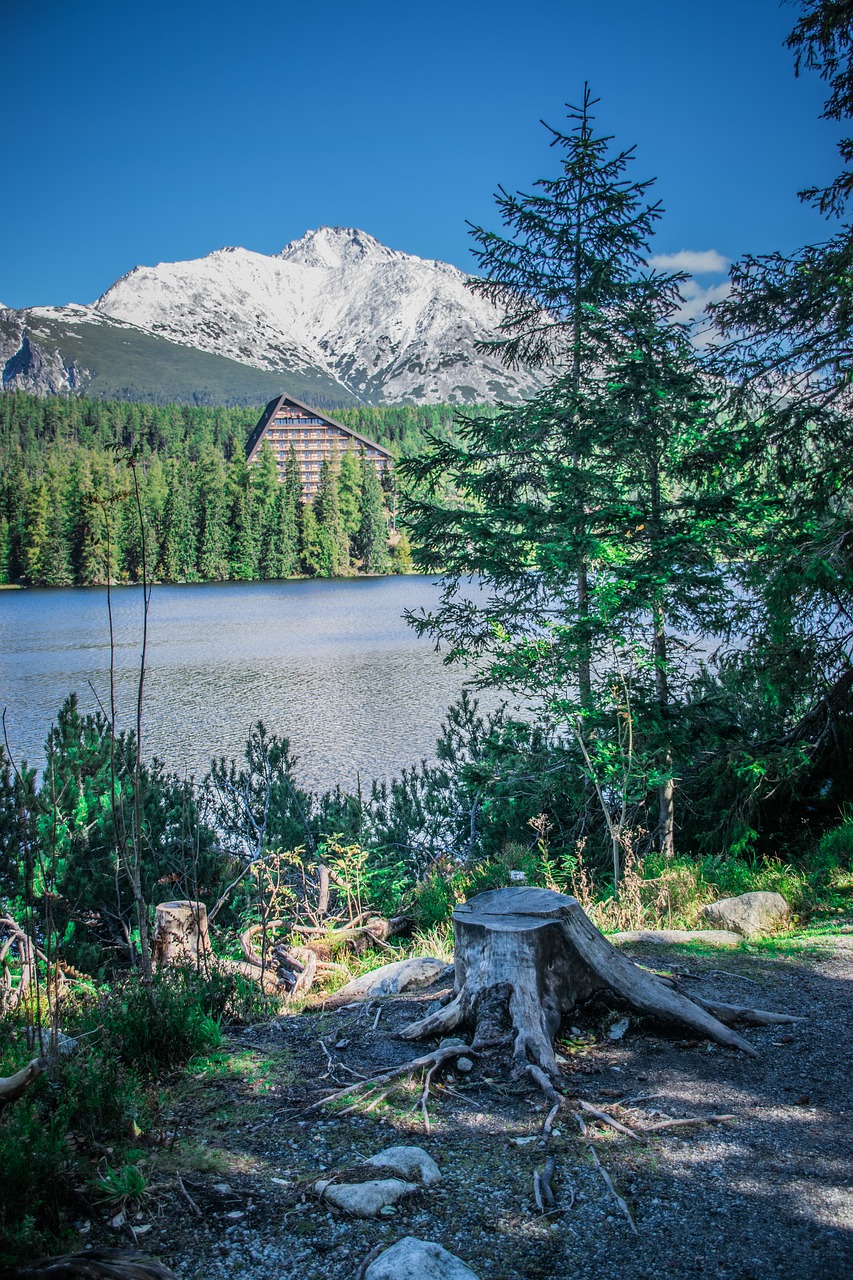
left=95, top=940, right=853, bottom=1280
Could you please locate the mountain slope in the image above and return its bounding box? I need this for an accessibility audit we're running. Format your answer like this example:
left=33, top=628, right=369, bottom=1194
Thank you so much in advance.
left=94, top=228, right=546, bottom=404
left=0, top=306, right=358, bottom=406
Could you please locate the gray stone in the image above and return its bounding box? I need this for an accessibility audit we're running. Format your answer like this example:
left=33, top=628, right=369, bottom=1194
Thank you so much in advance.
left=364, top=1236, right=480, bottom=1280
left=437, top=1036, right=473, bottom=1071
left=314, top=1177, right=417, bottom=1217
left=701, top=891, right=790, bottom=938
left=334, top=957, right=447, bottom=999
left=364, top=1145, right=442, bottom=1187
left=314, top=1146, right=441, bottom=1218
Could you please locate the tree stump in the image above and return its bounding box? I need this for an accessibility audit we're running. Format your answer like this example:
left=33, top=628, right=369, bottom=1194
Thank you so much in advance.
left=152, top=901, right=213, bottom=971
left=401, top=886, right=785, bottom=1075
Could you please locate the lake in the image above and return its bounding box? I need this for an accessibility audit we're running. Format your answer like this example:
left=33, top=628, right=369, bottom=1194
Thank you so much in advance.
left=0, top=577, right=493, bottom=794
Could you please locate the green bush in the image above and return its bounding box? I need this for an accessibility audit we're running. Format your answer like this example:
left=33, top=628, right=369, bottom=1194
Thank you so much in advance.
left=0, top=1032, right=138, bottom=1264
left=98, top=968, right=222, bottom=1076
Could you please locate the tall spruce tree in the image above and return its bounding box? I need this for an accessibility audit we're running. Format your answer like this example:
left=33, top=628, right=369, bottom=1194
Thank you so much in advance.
left=354, top=451, right=390, bottom=573
left=313, top=459, right=349, bottom=577
left=196, top=447, right=230, bottom=581
left=463, top=85, right=664, bottom=708
left=404, top=93, right=722, bottom=865
left=252, top=442, right=283, bottom=580
left=707, top=0, right=853, bottom=825
left=338, top=445, right=362, bottom=539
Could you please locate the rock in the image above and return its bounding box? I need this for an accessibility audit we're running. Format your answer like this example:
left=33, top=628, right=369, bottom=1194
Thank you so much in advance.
left=314, top=1145, right=441, bottom=1218
left=364, top=1145, right=442, bottom=1187
left=437, top=1036, right=474, bottom=1072
left=364, top=1236, right=480, bottom=1280
left=610, top=928, right=743, bottom=947
left=701, top=891, right=790, bottom=938
left=315, top=1177, right=417, bottom=1218
left=334, top=957, right=447, bottom=999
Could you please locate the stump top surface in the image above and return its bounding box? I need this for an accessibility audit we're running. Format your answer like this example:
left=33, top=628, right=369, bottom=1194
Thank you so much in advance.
left=454, top=886, right=578, bottom=927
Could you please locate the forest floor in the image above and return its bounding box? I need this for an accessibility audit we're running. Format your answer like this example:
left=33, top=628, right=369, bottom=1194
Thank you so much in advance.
left=82, top=932, right=853, bottom=1280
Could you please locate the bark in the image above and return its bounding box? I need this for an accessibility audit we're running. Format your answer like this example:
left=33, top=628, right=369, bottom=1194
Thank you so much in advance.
left=151, top=901, right=213, bottom=971
left=401, top=887, right=797, bottom=1076
left=0, top=1057, right=44, bottom=1109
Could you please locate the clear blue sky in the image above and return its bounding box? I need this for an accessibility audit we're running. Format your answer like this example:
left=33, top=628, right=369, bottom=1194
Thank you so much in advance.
left=0, top=0, right=842, bottom=309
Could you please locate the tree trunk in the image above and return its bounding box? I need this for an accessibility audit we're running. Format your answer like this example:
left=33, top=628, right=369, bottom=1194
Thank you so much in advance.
left=401, top=887, right=794, bottom=1075
left=152, top=901, right=213, bottom=971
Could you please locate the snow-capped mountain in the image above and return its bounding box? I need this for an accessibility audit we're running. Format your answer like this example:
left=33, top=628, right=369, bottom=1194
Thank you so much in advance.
left=90, top=227, right=545, bottom=404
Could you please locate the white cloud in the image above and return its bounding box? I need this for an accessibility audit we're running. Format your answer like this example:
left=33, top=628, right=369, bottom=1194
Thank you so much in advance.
left=677, top=278, right=732, bottom=324
left=647, top=249, right=729, bottom=275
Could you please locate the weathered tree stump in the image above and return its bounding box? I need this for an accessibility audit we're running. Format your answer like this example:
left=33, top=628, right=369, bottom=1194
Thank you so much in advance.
left=152, top=901, right=213, bottom=970
left=401, top=887, right=799, bottom=1075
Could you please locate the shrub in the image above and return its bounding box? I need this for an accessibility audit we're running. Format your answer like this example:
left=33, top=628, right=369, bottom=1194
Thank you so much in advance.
left=98, top=968, right=222, bottom=1076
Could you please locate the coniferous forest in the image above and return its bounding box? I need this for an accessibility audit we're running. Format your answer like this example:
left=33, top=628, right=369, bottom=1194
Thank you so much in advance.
left=0, top=396, right=467, bottom=585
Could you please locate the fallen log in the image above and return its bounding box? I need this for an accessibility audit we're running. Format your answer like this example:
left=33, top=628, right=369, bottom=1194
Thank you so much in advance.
left=0, top=1057, right=44, bottom=1110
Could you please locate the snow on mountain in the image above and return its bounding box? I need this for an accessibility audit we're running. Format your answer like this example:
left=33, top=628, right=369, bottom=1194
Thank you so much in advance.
left=94, top=227, right=546, bottom=404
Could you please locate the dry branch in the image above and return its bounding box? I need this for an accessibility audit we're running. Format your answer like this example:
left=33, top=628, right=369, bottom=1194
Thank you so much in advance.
left=577, top=1114, right=637, bottom=1234
left=305, top=1044, right=483, bottom=1113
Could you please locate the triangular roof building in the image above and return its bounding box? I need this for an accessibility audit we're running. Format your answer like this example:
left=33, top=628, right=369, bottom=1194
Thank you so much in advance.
left=246, top=394, right=393, bottom=498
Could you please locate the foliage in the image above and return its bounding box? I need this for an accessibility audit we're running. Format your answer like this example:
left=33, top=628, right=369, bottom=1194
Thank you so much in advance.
left=99, top=969, right=222, bottom=1076
left=0, top=392, right=471, bottom=587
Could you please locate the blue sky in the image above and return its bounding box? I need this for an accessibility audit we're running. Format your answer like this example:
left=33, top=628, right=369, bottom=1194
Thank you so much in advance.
left=0, top=0, right=842, bottom=310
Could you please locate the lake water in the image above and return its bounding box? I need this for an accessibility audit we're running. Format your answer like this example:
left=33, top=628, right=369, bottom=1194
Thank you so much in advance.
left=0, top=577, right=492, bottom=794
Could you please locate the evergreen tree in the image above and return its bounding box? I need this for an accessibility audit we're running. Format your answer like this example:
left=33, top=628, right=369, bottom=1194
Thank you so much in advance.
left=299, top=501, right=323, bottom=575
left=313, top=459, right=349, bottom=576
left=253, top=442, right=284, bottom=579
left=20, top=477, right=50, bottom=585
left=40, top=471, right=74, bottom=587
left=338, top=445, right=362, bottom=538
left=159, top=456, right=198, bottom=581
left=268, top=479, right=299, bottom=578
left=196, top=447, right=230, bottom=581
left=462, top=86, right=665, bottom=707
left=354, top=452, right=390, bottom=573
left=389, top=527, right=413, bottom=574
left=226, top=453, right=257, bottom=580
left=403, top=93, right=722, bottom=866
left=0, top=517, right=10, bottom=585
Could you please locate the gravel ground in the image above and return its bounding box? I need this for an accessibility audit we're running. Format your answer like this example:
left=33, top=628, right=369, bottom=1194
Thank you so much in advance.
left=86, top=939, right=853, bottom=1280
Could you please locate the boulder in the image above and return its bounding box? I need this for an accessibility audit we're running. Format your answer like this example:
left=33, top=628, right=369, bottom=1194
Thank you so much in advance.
left=364, top=1145, right=442, bottom=1186
left=314, top=1145, right=441, bottom=1218
left=315, top=1176, right=416, bottom=1217
left=334, top=957, right=448, bottom=999
left=364, top=1237, right=480, bottom=1280
left=701, top=891, right=790, bottom=938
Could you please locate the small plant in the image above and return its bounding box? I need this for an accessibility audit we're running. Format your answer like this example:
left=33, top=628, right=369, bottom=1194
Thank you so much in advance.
left=93, top=1161, right=148, bottom=1210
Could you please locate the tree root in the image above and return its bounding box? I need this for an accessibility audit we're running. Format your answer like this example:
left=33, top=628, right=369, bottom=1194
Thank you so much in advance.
left=305, top=1043, right=485, bottom=1113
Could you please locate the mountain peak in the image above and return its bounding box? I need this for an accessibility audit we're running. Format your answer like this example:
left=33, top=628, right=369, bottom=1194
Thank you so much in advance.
left=279, top=226, right=396, bottom=268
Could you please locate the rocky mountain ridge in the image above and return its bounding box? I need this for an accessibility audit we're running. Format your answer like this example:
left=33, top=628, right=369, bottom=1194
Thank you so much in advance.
left=2, top=228, right=546, bottom=406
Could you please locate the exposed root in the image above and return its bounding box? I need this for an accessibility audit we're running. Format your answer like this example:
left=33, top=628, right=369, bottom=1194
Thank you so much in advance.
left=638, top=1113, right=736, bottom=1132
left=305, top=1044, right=482, bottom=1113
left=533, top=1155, right=557, bottom=1213
left=577, top=1113, right=637, bottom=1235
